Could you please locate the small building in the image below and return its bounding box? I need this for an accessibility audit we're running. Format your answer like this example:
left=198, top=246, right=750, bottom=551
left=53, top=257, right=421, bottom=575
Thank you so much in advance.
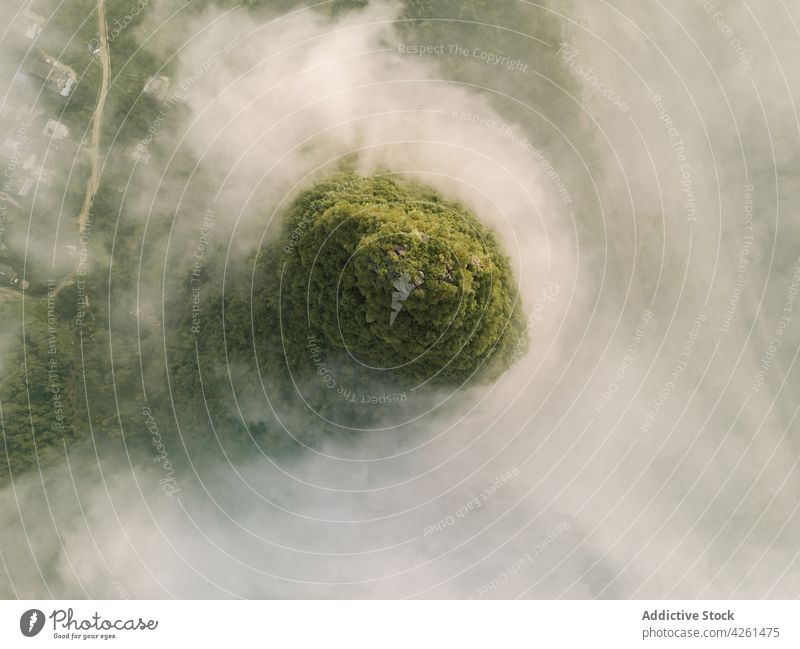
left=0, top=263, right=29, bottom=290
left=42, top=118, right=70, bottom=141
left=13, top=8, right=46, bottom=40
left=10, top=175, right=34, bottom=198
left=33, top=166, right=55, bottom=186
left=143, top=75, right=170, bottom=101
left=22, top=153, right=37, bottom=171
left=29, top=55, right=77, bottom=97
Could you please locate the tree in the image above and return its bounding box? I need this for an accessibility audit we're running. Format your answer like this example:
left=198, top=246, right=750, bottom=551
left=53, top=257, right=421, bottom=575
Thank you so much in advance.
left=255, top=172, right=527, bottom=386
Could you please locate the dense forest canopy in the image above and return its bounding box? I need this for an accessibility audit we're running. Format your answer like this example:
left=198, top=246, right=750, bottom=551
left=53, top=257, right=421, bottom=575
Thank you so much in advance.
left=259, top=172, right=527, bottom=386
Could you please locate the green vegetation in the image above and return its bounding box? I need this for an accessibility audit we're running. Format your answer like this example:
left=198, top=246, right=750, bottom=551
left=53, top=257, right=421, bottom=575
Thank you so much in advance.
left=256, top=173, right=526, bottom=385
left=0, top=0, right=570, bottom=482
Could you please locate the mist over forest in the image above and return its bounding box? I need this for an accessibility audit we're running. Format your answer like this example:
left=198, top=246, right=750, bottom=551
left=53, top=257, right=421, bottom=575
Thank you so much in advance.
left=0, top=0, right=798, bottom=599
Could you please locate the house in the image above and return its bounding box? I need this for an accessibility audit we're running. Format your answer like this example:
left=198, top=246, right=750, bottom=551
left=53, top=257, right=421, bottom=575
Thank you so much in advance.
left=33, top=166, right=55, bottom=186
left=143, top=75, right=170, bottom=101
left=13, top=8, right=46, bottom=40
left=21, top=153, right=37, bottom=171
left=29, top=55, right=77, bottom=97
left=9, top=174, right=34, bottom=197
left=0, top=263, right=29, bottom=290
left=42, top=119, right=70, bottom=141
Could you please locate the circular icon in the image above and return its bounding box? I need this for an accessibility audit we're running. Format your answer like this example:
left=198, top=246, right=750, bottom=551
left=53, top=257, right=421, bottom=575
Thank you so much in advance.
left=20, top=609, right=45, bottom=637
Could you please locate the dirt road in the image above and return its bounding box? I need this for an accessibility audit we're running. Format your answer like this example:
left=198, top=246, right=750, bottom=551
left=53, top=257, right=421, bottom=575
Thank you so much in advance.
left=77, top=0, right=110, bottom=235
